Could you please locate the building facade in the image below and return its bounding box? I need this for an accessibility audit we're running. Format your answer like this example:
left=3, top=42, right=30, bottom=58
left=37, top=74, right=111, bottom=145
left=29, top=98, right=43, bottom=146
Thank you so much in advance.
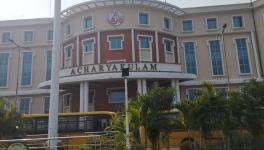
left=0, top=0, right=264, bottom=114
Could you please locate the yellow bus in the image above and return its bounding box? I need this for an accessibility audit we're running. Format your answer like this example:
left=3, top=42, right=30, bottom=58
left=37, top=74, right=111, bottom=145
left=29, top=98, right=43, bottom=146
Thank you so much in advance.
left=22, top=111, right=116, bottom=149
left=23, top=111, right=115, bottom=136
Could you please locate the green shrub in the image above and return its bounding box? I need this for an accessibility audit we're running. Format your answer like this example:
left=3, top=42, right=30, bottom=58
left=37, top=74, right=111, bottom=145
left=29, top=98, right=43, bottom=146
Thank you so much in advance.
left=131, top=144, right=145, bottom=150
left=180, top=141, right=196, bottom=150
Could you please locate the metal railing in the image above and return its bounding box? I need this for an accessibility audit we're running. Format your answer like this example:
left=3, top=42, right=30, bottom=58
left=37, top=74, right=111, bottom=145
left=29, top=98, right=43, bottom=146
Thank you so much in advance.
left=0, top=131, right=118, bottom=150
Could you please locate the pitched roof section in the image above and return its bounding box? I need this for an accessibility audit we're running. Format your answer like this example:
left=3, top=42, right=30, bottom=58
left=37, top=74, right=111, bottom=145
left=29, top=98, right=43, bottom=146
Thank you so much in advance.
left=61, top=0, right=185, bottom=19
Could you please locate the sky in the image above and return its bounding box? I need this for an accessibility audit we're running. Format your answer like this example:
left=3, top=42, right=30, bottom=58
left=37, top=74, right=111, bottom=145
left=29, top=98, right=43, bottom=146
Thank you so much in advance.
left=0, top=0, right=252, bottom=21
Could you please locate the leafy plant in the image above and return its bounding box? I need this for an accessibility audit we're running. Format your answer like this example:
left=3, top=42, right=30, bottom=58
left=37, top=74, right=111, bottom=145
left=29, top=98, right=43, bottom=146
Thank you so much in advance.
left=0, top=98, right=24, bottom=139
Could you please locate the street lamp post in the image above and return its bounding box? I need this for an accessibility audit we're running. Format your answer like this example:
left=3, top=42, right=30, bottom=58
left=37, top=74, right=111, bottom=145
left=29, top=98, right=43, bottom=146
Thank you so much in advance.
left=48, top=0, right=61, bottom=149
left=122, top=68, right=130, bottom=150
left=221, top=24, right=231, bottom=91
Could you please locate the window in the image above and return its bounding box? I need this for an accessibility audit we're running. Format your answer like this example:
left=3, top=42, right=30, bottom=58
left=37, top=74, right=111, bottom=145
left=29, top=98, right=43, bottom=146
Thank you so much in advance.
left=184, top=42, right=197, bottom=74
left=63, top=94, right=72, bottom=112
left=64, top=45, right=73, bottom=68
left=108, top=36, right=123, bottom=50
left=182, top=20, right=193, bottom=32
left=21, top=52, right=33, bottom=86
left=187, top=89, right=201, bottom=101
left=139, top=36, right=151, bottom=49
left=232, top=16, right=244, bottom=28
left=139, top=12, right=149, bottom=25
left=163, top=17, right=172, bottom=31
left=207, top=18, right=218, bottom=30
left=20, top=97, right=31, bottom=114
left=24, top=31, right=33, bottom=42
left=209, top=40, right=224, bottom=76
left=65, top=46, right=72, bottom=58
left=47, top=30, right=53, bottom=41
left=89, top=90, right=95, bottom=103
left=235, top=38, right=251, bottom=74
left=46, top=51, right=52, bottom=81
left=83, top=16, right=93, bottom=29
left=164, top=39, right=173, bottom=52
left=0, top=53, right=9, bottom=87
left=2, top=32, right=11, bottom=43
left=66, top=24, right=71, bottom=35
left=43, top=96, right=50, bottom=114
left=108, top=89, right=125, bottom=103
left=83, top=39, right=94, bottom=53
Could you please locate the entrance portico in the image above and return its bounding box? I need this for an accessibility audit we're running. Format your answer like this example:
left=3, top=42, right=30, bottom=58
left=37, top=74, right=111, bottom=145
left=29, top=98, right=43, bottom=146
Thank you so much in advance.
left=38, top=63, right=196, bottom=112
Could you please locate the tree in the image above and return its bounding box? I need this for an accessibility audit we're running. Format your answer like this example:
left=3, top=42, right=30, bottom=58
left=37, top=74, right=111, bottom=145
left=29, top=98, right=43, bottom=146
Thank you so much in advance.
left=0, top=99, right=24, bottom=139
left=105, top=98, right=144, bottom=149
left=240, top=79, right=264, bottom=136
left=193, top=83, right=229, bottom=138
left=139, top=83, right=175, bottom=150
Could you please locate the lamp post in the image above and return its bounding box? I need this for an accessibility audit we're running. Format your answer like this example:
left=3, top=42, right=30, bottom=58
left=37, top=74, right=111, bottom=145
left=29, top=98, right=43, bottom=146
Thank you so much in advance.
left=220, top=24, right=230, bottom=91
left=122, top=67, right=130, bottom=150
left=8, top=39, right=29, bottom=102
left=48, top=0, right=61, bottom=149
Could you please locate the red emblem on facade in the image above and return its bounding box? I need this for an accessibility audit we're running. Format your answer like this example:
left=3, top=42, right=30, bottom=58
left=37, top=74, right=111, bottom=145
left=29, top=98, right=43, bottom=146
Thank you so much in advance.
left=107, top=10, right=124, bottom=26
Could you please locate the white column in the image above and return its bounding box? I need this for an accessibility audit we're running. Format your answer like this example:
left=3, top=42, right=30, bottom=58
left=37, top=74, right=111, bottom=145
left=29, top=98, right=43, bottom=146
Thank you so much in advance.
left=79, top=82, right=84, bottom=112
left=97, top=32, right=101, bottom=64
left=155, top=31, right=159, bottom=62
left=171, top=79, right=181, bottom=103
left=48, top=0, right=61, bottom=149
left=131, top=29, right=136, bottom=62
left=77, top=36, right=80, bottom=66
left=251, top=31, right=262, bottom=80
left=84, top=82, right=89, bottom=112
left=176, top=36, right=181, bottom=64
left=176, top=80, right=181, bottom=102
left=137, top=79, right=142, bottom=94
left=142, top=79, right=147, bottom=95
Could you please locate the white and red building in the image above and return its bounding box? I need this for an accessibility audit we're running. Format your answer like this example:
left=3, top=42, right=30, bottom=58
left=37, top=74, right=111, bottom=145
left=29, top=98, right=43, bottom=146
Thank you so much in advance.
left=0, top=0, right=264, bottom=114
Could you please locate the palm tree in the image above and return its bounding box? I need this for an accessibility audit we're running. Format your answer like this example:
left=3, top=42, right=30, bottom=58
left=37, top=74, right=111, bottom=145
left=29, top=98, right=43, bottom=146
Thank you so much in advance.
left=139, top=83, right=175, bottom=150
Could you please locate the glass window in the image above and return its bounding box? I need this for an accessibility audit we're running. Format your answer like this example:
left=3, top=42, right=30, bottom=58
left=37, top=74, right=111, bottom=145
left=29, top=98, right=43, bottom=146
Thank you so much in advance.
left=109, top=36, right=123, bottom=50
left=184, top=42, right=197, bottom=74
left=187, top=89, right=201, bottom=100
left=2, top=32, right=11, bottom=43
left=109, top=89, right=125, bottom=103
left=235, top=38, right=251, bottom=74
left=46, top=51, right=52, bottom=81
left=20, top=97, right=31, bottom=114
left=43, top=96, right=50, bottom=114
left=182, top=20, right=193, bottom=32
left=209, top=40, right=224, bottom=75
left=207, top=18, right=217, bottom=30
left=63, top=94, right=72, bottom=112
left=164, top=40, right=173, bottom=52
left=139, top=36, right=151, bottom=49
left=233, top=16, right=244, bottom=28
left=0, top=53, right=9, bottom=87
left=164, top=17, right=171, bottom=30
left=47, top=30, right=53, bottom=41
left=139, top=12, right=149, bottom=25
left=65, top=46, right=72, bottom=58
left=83, top=40, right=94, bottom=53
left=66, top=24, right=71, bottom=35
left=84, top=16, right=93, bottom=29
left=24, top=31, right=33, bottom=42
left=89, top=90, right=95, bottom=103
left=21, top=52, right=33, bottom=86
